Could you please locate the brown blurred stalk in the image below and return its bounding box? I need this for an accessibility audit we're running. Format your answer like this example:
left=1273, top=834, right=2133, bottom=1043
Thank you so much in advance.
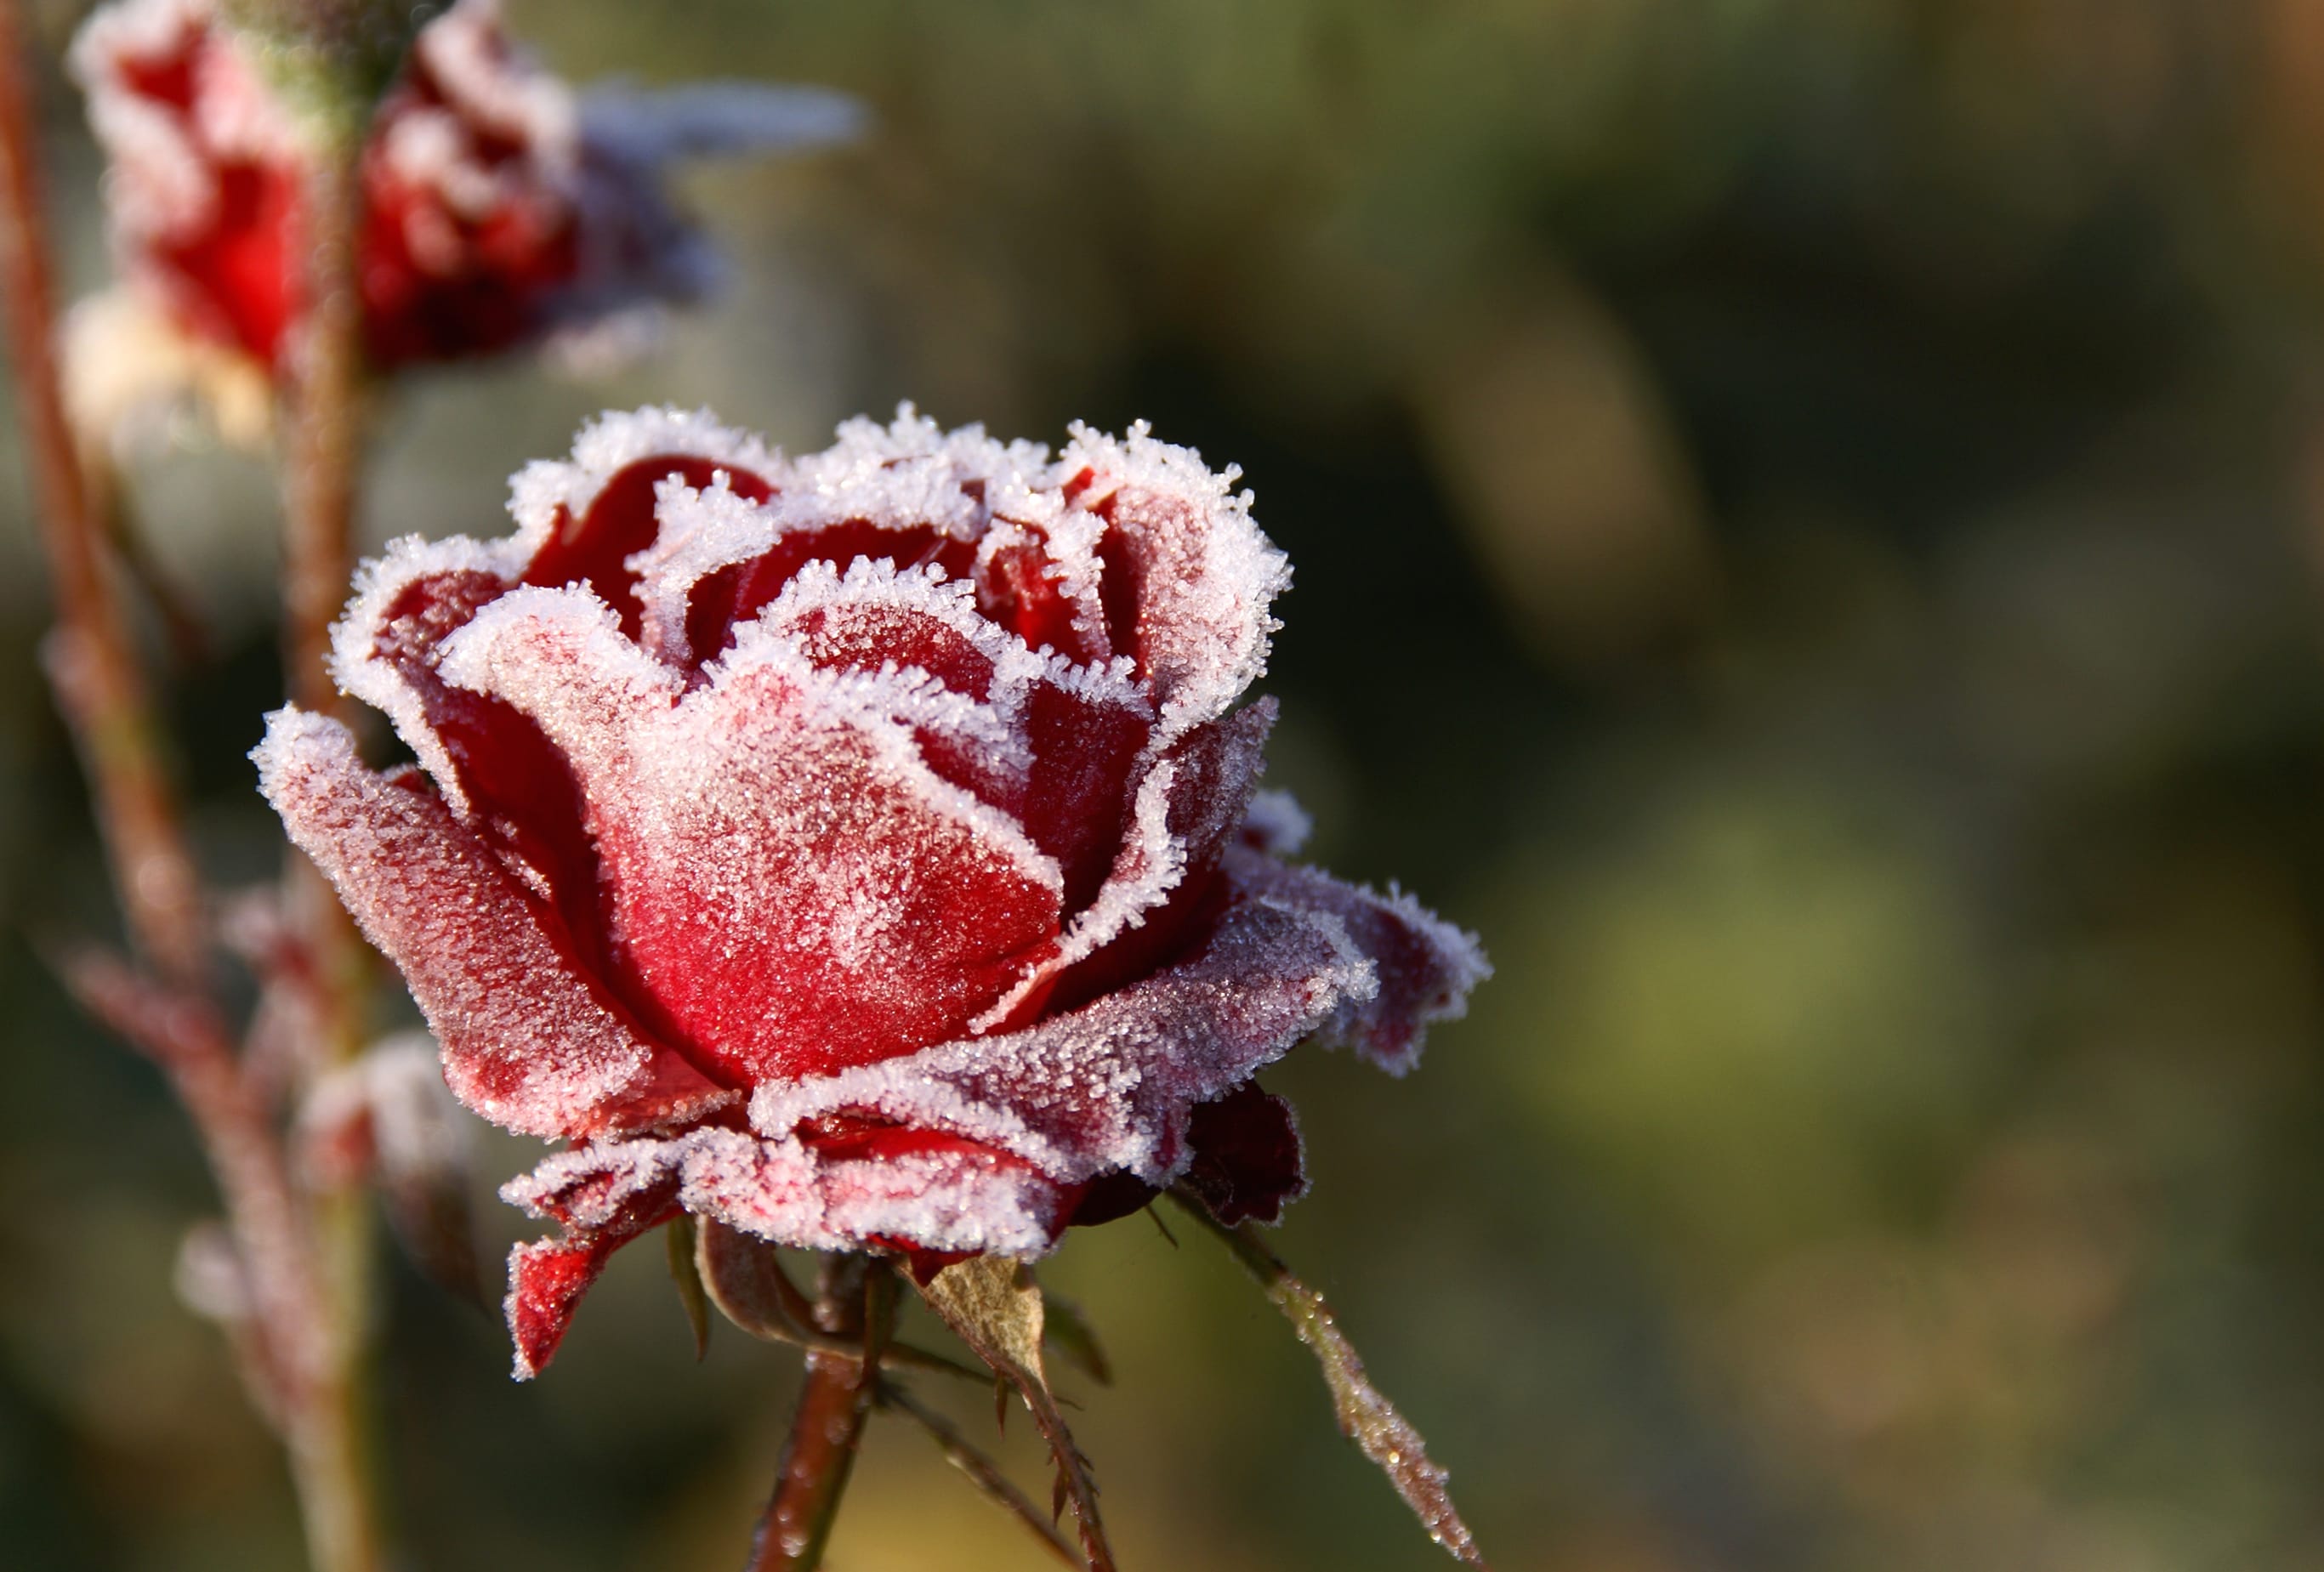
left=0, top=0, right=205, bottom=986
left=274, top=107, right=387, bottom=1572
left=0, top=11, right=388, bottom=1570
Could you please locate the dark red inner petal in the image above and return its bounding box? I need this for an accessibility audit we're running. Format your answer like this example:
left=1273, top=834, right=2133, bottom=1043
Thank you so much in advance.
left=526, top=455, right=774, bottom=639
left=682, top=522, right=976, bottom=672
left=1065, top=1081, right=1305, bottom=1232
left=1018, top=684, right=1149, bottom=914
left=1179, top=1082, right=1305, bottom=1227
left=1092, top=496, right=1146, bottom=668
left=1034, top=707, right=1271, bottom=1018
left=356, top=170, right=582, bottom=365
left=776, top=593, right=1149, bottom=915
left=978, top=532, right=1103, bottom=665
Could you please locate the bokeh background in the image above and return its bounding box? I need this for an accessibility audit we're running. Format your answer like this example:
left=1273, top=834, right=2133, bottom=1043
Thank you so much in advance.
left=9, top=0, right=2324, bottom=1567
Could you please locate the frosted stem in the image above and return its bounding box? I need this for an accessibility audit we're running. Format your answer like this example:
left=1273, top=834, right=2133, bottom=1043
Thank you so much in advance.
left=1172, top=1192, right=1493, bottom=1569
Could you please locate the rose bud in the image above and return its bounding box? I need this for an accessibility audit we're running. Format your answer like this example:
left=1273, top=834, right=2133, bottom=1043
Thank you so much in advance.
left=69, top=0, right=859, bottom=377
left=255, top=406, right=1487, bottom=1377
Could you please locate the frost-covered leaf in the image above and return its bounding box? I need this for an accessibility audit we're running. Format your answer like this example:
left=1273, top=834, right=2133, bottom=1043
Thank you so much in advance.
left=1174, top=1196, right=1490, bottom=1569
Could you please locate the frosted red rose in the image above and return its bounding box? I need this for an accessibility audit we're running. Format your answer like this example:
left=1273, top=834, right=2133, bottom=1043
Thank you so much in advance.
left=71, top=0, right=854, bottom=372
left=257, top=407, right=1486, bottom=1376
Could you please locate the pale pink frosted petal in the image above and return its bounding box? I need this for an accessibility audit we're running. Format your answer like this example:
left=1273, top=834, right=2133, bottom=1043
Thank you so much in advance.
left=676, top=1128, right=1067, bottom=1257
left=751, top=891, right=1378, bottom=1189
left=253, top=707, right=730, bottom=1138
left=1061, top=421, right=1290, bottom=739
left=500, top=1126, right=1064, bottom=1374
left=1219, top=844, right=1492, bottom=1075
left=435, top=584, right=1067, bottom=1084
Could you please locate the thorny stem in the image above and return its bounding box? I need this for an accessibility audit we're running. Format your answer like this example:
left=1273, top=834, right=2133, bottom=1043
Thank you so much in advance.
left=746, top=1256, right=896, bottom=1572
left=0, top=0, right=207, bottom=987
left=276, top=116, right=386, bottom=1572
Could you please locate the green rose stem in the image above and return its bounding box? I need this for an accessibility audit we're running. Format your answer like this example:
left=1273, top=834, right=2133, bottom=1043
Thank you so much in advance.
left=747, top=1254, right=901, bottom=1572
left=0, top=9, right=384, bottom=1572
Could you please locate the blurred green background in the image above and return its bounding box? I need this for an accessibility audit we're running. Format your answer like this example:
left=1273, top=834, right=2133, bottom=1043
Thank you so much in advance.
left=11, top=0, right=2324, bottom=1567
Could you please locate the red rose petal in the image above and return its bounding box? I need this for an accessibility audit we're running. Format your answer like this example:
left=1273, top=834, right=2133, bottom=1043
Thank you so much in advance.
left=521, top=452, right=774, bottom=639
left=254, top=707, right=729, bottom=1138
left=1179, top=1081, right=1306, bottom=1227
left=751, top=890, right=1378, bottom=1189
left=435, top=587, right=1067, bottom=1083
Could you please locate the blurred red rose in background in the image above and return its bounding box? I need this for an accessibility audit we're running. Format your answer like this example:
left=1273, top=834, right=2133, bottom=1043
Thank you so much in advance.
left=259, top=406, right=1486, bottom=1376
left=71, top=0, right=857, bottom=372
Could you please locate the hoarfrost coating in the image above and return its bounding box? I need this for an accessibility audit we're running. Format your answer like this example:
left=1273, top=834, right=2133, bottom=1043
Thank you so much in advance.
left=256, top=405, right=1488, bottom=1376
